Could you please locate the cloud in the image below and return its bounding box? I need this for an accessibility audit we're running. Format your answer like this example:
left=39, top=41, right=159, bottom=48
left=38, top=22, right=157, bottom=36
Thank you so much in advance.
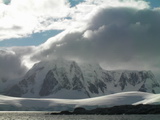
left=1, top=0, right=160, bottom=81
left=0, top=0, right=150, bottom=41
left=0, top=49, right=27, bottom=82
left=30, top=5, right=160, bottom=74
left=0, top=45, right=36, bottom=84
left=0, top=0, right=70, bottom=40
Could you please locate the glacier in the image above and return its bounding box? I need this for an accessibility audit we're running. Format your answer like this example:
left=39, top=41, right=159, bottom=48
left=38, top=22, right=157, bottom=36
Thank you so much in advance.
left=0, top=91, right=160, bottom=111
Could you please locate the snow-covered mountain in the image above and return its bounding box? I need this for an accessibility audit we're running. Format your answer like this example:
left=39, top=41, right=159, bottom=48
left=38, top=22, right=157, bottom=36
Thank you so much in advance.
left=0, top=91, right=160, bottom=111
left=6, top=59, right=160, bottom=98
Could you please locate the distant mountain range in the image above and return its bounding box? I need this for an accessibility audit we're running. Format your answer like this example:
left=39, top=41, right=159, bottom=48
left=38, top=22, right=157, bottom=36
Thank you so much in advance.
left=4, top=59, right=160, bottom=99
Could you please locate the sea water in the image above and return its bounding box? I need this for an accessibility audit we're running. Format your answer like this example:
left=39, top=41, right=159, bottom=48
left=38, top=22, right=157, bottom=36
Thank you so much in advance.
left=0, top=112, right=160, bottom=120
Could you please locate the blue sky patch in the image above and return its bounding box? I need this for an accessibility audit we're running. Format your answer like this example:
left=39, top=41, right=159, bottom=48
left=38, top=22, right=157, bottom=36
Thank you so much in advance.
left=145, top=0, right=160, bottom=8
left=69, top=0, right=85, bottom=7
left=0, top=30, right=62, bottom=47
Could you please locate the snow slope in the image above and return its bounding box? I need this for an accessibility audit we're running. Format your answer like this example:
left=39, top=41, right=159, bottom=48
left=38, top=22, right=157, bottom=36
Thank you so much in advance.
left=0, top=91, right=160, bottom=111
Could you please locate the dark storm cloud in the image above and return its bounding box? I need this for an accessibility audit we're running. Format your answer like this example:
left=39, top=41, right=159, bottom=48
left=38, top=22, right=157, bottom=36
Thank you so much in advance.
left=0, top=50, right=27, bottom=81
left=10, top=46, right=36, bottom=56
left=32, top=7, right=160, bottom=67
left=84, top=7, right=160, bottom=64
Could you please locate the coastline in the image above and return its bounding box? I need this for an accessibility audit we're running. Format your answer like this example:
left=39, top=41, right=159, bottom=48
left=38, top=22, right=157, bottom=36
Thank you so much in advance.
left=49, top=104, right=160, bottom=115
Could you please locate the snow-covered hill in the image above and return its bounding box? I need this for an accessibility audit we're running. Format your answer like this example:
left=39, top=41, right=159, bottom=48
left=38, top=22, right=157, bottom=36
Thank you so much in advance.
left=6, top=59, right=160, bottom=98
left=0, top=91, right=160, bottom=111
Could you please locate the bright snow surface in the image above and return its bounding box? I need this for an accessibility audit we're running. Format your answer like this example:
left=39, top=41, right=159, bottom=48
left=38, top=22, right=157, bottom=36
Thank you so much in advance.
left=0, top=91, right=160, bottom=111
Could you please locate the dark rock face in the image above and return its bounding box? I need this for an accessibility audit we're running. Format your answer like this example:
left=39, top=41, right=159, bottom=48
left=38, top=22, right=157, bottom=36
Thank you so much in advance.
left=72, top=75, right=84, bottom=90
left=39, top=70, right=58, bottom=96
left=6, top=85, right=22, bottom=97
left=96, top=80, right=107, bottom=93
left=119, top=73, right=128, bottom=90
left=128, top=73, right=140, bottom=86
left=88, top=82, right=99, bottom=94
left=102, top=72, right=113, bottom=83
left=88, top=80, right=107, bottom=94
left=139, top=84, right=147, bottom=92
left=6, top=73, right=36, bottom=97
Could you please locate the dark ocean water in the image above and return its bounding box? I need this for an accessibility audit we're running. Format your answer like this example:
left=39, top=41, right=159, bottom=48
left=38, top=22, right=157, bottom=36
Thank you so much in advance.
left=0, top=112, right=160, bottom=120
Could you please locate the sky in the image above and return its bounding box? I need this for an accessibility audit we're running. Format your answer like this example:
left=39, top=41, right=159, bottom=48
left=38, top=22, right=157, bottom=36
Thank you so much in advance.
left=145, top=0, right=160, bottom=8
left=0, top=0, right=160, bottom=82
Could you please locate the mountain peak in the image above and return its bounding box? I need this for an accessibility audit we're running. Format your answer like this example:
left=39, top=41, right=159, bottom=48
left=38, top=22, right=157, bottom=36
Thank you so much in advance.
left=5, top=59, right=160, bottom=99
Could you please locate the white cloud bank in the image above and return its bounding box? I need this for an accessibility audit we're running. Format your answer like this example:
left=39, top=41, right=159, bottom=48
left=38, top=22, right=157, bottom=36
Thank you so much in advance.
left=1, top=0, right=160, bottom=81
left=0, top=0, right=149, bottom=41
left=0, top=0, right=70, bottom=40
